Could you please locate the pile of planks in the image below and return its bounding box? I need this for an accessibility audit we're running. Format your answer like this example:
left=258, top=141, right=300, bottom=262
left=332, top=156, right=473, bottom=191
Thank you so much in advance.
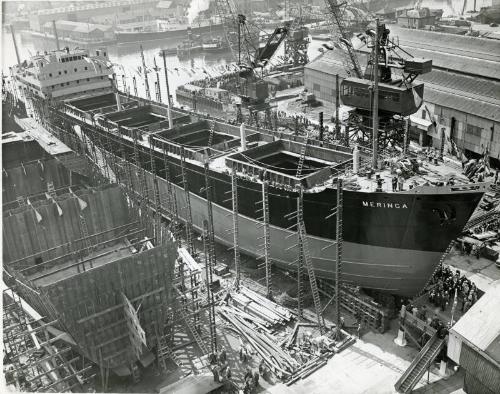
left=218, top=310, right=300, bottom=379
left=228, top=287, right=294, bottom=328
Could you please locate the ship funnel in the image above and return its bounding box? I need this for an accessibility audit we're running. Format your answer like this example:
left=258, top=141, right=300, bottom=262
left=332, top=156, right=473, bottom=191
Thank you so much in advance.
left=353, top=145, right=360, bottom=174
left=52, top=20, right=60, bottom=50
left=240, top=122, right=247, bottom=151
left=10, top=25, right=21, bottom=65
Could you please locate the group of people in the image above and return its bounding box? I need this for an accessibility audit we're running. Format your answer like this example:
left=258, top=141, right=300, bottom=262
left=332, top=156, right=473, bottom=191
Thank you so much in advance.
left=210, top=346, right=234, bottom=391
left=210, top=343, right=266, bottom=393
left=429, top=266, right=479, bottom=314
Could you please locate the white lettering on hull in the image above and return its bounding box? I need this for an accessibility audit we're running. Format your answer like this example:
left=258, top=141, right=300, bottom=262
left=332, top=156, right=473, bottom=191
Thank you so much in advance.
left=362, top=201, right=408, bottom=209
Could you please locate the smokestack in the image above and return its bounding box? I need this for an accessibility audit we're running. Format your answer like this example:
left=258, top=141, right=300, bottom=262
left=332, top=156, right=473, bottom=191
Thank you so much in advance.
left=240, top=122, right=247, bottom=151
left=10, top=25, right=21, bottom=65
left=52, top=20, right=60, bottom=50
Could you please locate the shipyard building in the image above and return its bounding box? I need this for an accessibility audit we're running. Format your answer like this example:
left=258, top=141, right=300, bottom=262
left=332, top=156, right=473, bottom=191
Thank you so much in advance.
left=305, top=25, right=500, bottom=163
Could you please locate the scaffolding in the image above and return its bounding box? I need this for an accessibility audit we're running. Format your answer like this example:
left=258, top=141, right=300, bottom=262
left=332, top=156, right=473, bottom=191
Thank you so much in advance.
left=2, top=287, right=94, bottom=392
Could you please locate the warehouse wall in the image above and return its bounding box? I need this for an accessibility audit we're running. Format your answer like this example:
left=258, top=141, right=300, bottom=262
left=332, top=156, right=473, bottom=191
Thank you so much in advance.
left=460, top=343, right=500, bottom=394
left=304, top=68, right=338, bottom=105
left=425, top=104, right=499, bottom=159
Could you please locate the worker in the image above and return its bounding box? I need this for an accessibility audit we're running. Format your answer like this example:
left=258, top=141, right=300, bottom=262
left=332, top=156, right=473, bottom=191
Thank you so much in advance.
left=212, top=365, right=220, bottom=383
left=357, top=322, right=362, bottom=339
left=392, top=176, right=398, bottom=192
left=239, top=345, right=245, bottom=362
left=218, top=347, right=227, bottom=364
left=253, top=371, right=260, bottom=387
left=398, top=175, right=404, bottom=191
left=244, top=367, right=253, bottom=382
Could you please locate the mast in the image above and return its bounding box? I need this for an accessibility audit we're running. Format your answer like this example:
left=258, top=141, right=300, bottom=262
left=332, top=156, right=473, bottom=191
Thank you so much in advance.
left=371, top=18, right=380, bottom=169
left=161, top=50, right=174, bottom=129
left=52, top=20, right=60, bottom=50
left=10, top=25, right=21, bottom=65
left=140, top=45, right=151, bottom=100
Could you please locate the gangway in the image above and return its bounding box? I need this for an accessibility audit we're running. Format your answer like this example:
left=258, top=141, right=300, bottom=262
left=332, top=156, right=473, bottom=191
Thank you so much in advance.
left=394, top=332, right=445, bottom=393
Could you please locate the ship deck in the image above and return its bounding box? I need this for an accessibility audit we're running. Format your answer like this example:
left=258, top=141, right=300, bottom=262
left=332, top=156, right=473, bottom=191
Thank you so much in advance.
left=65, top=93, right=489, bottom=195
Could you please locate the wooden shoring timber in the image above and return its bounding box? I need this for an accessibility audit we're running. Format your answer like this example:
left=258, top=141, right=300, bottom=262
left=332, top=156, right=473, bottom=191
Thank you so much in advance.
left=38, top=365, right=93, bottom=392
left=18, top=227, right=144, bottom=275
left=6, top=320, right=58, bottom=341
left=27, top=356, right=79, bottom=383
left=11, top=221, right=139, bottom=269
left=29, top=236, right=154, bottom=282
left=21, top=347, right=72, bottom=371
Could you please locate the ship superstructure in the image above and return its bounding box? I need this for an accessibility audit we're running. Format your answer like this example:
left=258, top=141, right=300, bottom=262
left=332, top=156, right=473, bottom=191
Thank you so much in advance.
left=13, top=47, right=114, bottom=102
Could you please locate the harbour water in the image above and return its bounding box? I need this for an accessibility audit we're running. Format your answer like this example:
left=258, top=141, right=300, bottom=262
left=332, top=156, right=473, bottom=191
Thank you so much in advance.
left=2, top=31, right=323, bottom=107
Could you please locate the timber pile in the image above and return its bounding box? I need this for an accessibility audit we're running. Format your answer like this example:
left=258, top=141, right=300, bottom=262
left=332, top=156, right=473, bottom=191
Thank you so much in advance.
left=218, top=310, right=300, bottom=379
left=228, top=287, right=294, bottom=328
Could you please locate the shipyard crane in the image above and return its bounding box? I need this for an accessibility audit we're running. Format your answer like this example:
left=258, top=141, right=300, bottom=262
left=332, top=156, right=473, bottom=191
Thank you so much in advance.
left=323, top=0, right=432, bottom=150
left=214, top=0, right=291, bottom=128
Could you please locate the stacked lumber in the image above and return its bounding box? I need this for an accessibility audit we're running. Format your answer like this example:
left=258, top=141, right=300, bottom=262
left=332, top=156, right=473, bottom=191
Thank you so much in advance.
left=218, top=310, right=300, bottom=379
left=229, top=287, right=293, bottom=327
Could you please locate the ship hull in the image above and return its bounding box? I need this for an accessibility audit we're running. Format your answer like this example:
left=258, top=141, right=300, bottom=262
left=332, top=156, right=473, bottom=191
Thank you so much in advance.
left=52, top=111, right=485, bottom=297
left=116, top=23, right=225, bottom=44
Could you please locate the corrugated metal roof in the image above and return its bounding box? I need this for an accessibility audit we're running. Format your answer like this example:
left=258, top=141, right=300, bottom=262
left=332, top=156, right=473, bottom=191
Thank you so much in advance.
left=388, top=25, right=500, bottom=63
left=305, top=50, right=500, bottom=122
left=420, top=69, right=500, bottom=101
left=424, top=85, right=500, bottom=122
left=451, top=280, right=500, bottom=364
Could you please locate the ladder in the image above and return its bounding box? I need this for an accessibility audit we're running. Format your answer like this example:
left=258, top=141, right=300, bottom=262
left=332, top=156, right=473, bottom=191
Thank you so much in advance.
left=132, top=130, right=149, bottom=221
left=394, top=333, right=445, bottom=393
left=156, top=327, right=182, bottom=371
left=207, top=121, right=215, bottom=148
left=47, top=182, right=56, bottom=197
left=202, top=220, right=217, bottom=354
left=204, top=162, right=217, bottom=267
left=297, top=189, right=324, bottom=333
left=296, top=140, right=308, bottom=178
left=262, top=181, right=272, bottom=297
left=79, top=214, right=93, bottom=269
left=231, top=170, right=241, bottom=288
left=149, top=141, right=162, bottom=244
left=179, top=308, right=209, bottom=355
left=180, top=149, right=195, bottom=254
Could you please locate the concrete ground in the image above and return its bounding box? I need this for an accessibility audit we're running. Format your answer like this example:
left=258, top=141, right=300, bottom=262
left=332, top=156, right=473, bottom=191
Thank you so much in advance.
left=444, top=249, right=500, bottom=293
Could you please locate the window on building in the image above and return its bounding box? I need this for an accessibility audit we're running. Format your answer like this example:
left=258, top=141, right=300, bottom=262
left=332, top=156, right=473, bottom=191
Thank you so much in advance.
left=313, top=83, right=320, bottom=92
left=58, top=71, right=61, bottom=75
left=74, top=68, right=77, bottom=72
left=103, top=52, right=107, bottom=57
left=86, top=78, right=90, bottom=82
left=467, top=124, right=483, bottom=137
left=64, top=70, right=67, bottom=74
left=49, top=73, right=52, bottom=77
left=60, top=83, right=64, bottom=87
left=77, top=80, right=80, bottom=84
left=84, top=66, right=88, bottom=71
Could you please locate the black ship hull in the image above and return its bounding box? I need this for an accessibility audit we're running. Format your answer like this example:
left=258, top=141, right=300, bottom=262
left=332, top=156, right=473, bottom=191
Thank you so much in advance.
left=55, top=109, right=486, bottom=297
